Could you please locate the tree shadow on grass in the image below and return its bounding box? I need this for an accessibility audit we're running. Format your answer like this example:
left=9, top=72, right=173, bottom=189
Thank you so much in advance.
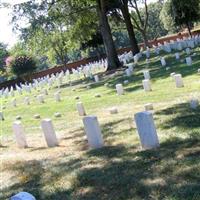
left=1, top=136, right=200, bottom=200
left=72, top=136, right=200, bottom=200
left=0, top=160, right=44, bottom=200
left=155, top=103, right=200, bottom=130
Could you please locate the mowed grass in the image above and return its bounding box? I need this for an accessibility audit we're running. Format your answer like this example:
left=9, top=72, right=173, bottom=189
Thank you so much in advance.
left=0, top=47, right=200, bottom=200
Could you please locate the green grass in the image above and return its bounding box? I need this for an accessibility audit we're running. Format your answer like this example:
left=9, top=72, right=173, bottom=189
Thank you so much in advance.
left=0, top=47, right=200, bottom=200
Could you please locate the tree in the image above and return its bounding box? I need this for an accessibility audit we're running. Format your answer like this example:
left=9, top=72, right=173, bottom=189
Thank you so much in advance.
left=12, top=1, right=71, bottom=66
left=0, top=43, right=9, bottom=70
left=11, top=0, right=122, bottom=70
left=147, top=2, right=168, bottom=39
left=96, top=0, right=121, bottom=70
left=129, top=0, right=150, bottom=47
left=160, top=0, right=179, bottom=34
left=9, top=55, right=37, bottom=80
left=102, top=0, right=140, bottom=55
left=120, top=0, right=140, bottom=54
left=170, top=0, right=200, bottom=36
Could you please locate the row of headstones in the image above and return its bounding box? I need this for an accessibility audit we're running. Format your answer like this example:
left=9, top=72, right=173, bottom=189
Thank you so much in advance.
left=2, top=65, right=199, bottom=114
left=120, top=34, right=200, bottom=65
left=3, top=74, right=101, bottom=109
left=11, top=92, right=200, bottom=150
left=2, top=35, right=200, bottom=99
left=160, top=51, right=195, bottom=67
left=0, top=60, right=107, bottom=98
left=123, top=47, right=198, bottom=80
left=120, top=68, right=200, bottom=94
left=11, top=103, right=158, bottom=150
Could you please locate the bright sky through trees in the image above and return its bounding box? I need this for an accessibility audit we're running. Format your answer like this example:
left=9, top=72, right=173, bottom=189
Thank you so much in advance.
left=0, top=0, right=157, bottom=48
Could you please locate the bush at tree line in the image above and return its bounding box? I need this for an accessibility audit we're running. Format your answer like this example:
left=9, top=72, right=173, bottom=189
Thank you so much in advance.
left=10, top=55, right=37, bottom=78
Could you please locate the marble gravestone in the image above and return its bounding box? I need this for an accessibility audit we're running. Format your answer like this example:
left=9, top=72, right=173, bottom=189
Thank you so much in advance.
left=134, top=111, right=159, bottom=149
left=174, top=74, right=184, bottom=88
left=41, top=119, right=58, bottom=147
left=160, top=57, right=166, bottom=67
left=10, top=192, right=36, bottom=200
left=190, top=99, right=199, bottom=109
left=77, top=102, right=86, bottom=116
left=142, top=80, right=152, bottom=92
left=143, top=70, right=150, bottom=80
left=54, top=92, right=61, bottom=102
left=82, top=115, right=104, bottom=149
left=12, top=121, right=28, bottom=148
left=94, top=75, right=99, bottom=83
left=37, top=95, right=45, bottom=103
left=116, top=84, right=124, bottom=95
left=186, top=57, right=192, bottom=66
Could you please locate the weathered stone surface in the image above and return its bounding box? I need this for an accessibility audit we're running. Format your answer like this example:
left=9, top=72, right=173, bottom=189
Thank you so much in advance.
left=109, top=107, right=118, bottom=114
left=82, top=115, right=104, bottom=149
left=142, top=80, right=152, bottom=92
left=144, top=103, right=153, bottom=111
left=41, top=119, right=58, bottom=147
left=12, top=121, right=28, bottom=148
left=10, top=192, right=36, bottom=200
left=77, top=102, right=86, bottom=116
left=174, top=74, right=184, bottom=88
left=54, top=112, right=61, bottom=118
left=34, top=114, right=40, bottom=119
left=134, top=111, right=159, bottom=149
left=116, top=84, right=124, bottom=95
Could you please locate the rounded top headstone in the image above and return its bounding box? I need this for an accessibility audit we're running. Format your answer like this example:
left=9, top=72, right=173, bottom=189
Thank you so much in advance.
left=10, top=192, right=36, bottom=200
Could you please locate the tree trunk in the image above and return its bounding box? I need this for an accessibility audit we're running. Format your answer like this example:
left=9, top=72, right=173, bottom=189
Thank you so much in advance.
left=187, top=22, right=192, bottom=37
left=141, top=31, right=150, bottom=48
left=120, top=0, right=140, bottom=55
left=96, top=0, right=121, bottom=70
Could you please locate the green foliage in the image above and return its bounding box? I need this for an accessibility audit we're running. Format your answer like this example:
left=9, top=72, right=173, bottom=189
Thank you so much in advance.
left=147, top=2, right=168, bottom=39
left=0, top=43, right=9, bottom=69
left=10, top=55, right=37, bottom=77
left=9, top=43, right=29, bottom=57
left=160, top=0, right=179, bottom=34
left=171, top=0, right=200, bottom=28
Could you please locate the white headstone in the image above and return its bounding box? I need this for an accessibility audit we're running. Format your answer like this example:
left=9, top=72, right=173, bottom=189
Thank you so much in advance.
left=142, top=80, right=152, bottom=92
left=134, top=111, right=159, bottom=149
left=37, top=95, right=45, bottom=103
left=24, top=97, right=30, bottom=105
left=170, top=72, right=176, bottom=80
left=82, top=115, right=104, bottom=149
left=0, top=112, right=4, bottom=120
left=109, top=107, right=118, bottom=114
left=54, top=92, right=61, bottom=102
left=10, top=192, right=36, bottom=200
left=41, top=119, right=58, bottom=147
left=116, top=84, right=124, bottom=95
left=186, top=57, right=192, bottom=66
left=43, top=89, right=48, bottom=95
left=12, top=98, right=17, bottom=107
left=186, top=48, right=190, bottom=55
left=190, top=99, right=199, bottom=109
left=160, top=57, right=166, bottom=67
left=144, top=103, right=153, bottom=111
left=175, top=52, right=180, bottom=60
left=143, top=70, right=150, bottom=80
left=125, top=69, right=132, bottom=77
left=94, top=75, right=99, bottom=82
left=12, top=121, right=28, bottom=148
left=124, top=80, right=129, bottom=85
left=77, top=102, right=86, bottom=116
left=174, top=74, right=184, bottom=88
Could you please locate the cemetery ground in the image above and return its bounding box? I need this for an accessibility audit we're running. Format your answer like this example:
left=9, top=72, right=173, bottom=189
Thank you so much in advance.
left=1, top=48, right=200, bottom=200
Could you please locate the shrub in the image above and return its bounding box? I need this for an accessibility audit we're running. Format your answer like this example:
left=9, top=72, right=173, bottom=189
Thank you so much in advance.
left=10, top=55, right=37, bottom=78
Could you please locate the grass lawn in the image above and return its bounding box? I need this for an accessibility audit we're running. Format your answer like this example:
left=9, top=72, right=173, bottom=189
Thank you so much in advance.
left=0, top=47, right=200, bottom=200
